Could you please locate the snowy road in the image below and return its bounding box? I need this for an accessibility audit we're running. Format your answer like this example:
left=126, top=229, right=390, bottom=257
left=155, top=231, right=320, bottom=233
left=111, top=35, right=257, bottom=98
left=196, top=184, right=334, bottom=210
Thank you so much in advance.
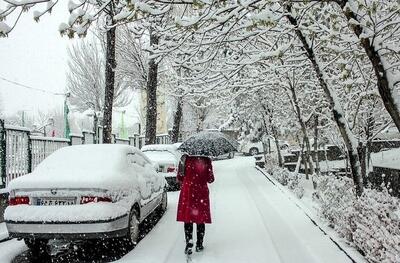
left=117, top=157, right=353, bottom=263
left=0, top=156, right=354, bottom=263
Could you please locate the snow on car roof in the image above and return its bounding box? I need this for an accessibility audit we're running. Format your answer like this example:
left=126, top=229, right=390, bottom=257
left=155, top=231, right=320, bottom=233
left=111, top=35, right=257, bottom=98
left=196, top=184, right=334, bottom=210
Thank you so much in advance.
left=371, top=148, right=400, bottom=170
left=8, top=144, right=152, bottom=190
left=143, top=151, right=177, bottom=165
left=141, top=144, right=178, bottom=152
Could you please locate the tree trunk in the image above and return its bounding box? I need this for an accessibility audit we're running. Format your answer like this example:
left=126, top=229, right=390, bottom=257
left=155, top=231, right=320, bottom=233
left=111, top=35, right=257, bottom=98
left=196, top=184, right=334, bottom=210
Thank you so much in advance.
left=287, top=80, right=314, bottom=177
left=301, top=138, right=309, bottom=177
left=365, top=110, right=375, bottom=181
left=335, top=0, right=400, bottom=133
left=260, top=103, right=282, bottom=166
left=145, top=28, right=159, bottom=145
left=357, top=142, right=367, bottom=185
left=171, top=98, right=183, bottom=143
left=274, top=137, right=283, bottom=167
left=196, top=110, right=206, bottom=132
left=102, top=25, right=116, bottom=144
left=285, top=5, right=363, bottom=196
left=313, top=115, right=320, bottom=175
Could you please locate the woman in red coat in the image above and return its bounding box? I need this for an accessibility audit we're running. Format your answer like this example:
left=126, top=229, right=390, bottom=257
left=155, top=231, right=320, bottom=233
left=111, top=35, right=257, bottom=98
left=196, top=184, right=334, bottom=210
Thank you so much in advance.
left=177, top=154, right=214, bottom=255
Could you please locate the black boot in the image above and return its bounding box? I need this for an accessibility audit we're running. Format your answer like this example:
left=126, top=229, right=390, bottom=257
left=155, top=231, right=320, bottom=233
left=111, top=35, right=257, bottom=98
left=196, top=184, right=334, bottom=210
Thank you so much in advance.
left=195, top=243, right=204, bottom=252
left=196, top=223, right=205, bottom=252
left=184, top=223, right=194, bottom=255
left=185, top=240, right=194, bottom=255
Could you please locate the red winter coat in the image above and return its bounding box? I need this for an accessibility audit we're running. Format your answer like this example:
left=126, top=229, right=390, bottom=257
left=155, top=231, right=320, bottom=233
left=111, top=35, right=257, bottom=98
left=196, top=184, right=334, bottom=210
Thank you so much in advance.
left=176, top=155, right=214, bottom=224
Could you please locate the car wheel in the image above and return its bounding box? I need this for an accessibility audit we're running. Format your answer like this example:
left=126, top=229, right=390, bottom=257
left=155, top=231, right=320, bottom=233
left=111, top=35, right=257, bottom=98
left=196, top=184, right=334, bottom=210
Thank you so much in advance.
left=126, top=209, right=140, bottom=247
left=249, top=147, right=259, bottom=156
left=228, top=152, right=235, bottom=159
left=24, top=238, right=49, bottom=254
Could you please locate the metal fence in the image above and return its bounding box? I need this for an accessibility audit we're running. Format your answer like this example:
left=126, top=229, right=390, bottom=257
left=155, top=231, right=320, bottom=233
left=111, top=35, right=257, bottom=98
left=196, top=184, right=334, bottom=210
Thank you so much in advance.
left=30, top=136, right=70, bottom=171
left=0, top=119, right=170, bottom=189
left=4, top=126, right=30, bottom=184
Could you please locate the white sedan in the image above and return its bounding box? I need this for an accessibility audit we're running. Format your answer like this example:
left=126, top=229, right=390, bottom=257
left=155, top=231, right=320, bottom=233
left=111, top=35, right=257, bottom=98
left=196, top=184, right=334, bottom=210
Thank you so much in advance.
left=141, top=144, right=181, bottom=191
left=5, top=144, right=167, bottom=252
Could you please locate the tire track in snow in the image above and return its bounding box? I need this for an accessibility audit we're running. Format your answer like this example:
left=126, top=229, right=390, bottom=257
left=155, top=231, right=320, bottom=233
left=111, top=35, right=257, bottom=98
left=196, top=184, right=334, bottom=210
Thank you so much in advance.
left=243, top=172, right=319, bottom=261
left=239, top=165, right=318, bottom=263
left=204, top=159, right=282, bottom=263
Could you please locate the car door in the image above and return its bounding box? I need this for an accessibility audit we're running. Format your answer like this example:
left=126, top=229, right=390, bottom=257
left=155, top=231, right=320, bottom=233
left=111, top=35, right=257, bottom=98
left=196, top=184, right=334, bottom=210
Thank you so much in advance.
left=127, top=152, right=154, bottom=219
left=135, top=151, right=164, bottom=218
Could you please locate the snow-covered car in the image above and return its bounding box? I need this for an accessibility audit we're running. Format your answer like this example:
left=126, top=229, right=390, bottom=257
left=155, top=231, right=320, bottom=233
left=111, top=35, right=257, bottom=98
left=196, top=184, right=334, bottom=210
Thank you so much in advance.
left=5, top=144, right=167, bottom=251
left=141, top=144, right=181, bottom=191
left=240, top=139, right=290, bottom=155
left=240, top=141, right=264, bottom=156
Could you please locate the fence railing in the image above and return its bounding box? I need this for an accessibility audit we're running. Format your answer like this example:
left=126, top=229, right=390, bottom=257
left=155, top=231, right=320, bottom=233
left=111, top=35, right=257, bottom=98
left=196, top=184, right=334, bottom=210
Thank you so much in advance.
left=30, top=136, right=70, bottom=171
left=0, top=120, right=170, bottom=188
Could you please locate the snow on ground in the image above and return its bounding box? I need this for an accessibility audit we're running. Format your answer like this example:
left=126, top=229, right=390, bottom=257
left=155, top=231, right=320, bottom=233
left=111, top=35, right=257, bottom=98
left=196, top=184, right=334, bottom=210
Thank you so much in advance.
left=0, top=239, right=26, bottom=262
left=117, top=156, right=354, bottom=263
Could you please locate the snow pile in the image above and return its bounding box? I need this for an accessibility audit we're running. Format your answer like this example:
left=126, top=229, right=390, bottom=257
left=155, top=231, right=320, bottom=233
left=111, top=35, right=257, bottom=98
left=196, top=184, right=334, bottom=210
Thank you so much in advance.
left=314, top=175, right=400, bottom=263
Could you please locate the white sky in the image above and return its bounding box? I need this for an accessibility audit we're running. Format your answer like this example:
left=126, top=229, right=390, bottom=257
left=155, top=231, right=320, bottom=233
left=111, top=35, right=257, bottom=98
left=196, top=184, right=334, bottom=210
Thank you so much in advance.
left=0, top=2, right=140, bottom=127
left=0, top=1, right=72, bottom=117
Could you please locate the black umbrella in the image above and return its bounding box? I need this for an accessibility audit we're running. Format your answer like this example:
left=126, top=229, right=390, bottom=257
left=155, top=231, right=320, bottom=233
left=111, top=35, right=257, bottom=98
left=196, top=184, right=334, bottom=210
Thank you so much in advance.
left=178, top=131, right=238, bottom=156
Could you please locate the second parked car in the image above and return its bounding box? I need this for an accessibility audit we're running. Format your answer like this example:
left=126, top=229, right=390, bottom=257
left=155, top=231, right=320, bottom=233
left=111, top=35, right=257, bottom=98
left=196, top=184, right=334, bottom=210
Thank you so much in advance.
left=141, top=144, right=182, bottom=191
left=240, top=139, right=290, bottom=156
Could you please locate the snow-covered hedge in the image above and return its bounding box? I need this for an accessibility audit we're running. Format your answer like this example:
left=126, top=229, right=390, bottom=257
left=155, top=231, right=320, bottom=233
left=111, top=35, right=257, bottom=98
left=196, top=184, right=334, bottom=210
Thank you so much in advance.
left=313, top=175, right=356, bottom=241
left=314, top=175, right=400, bottom=263
left=267, top=165, right=400, bottom=262
left=268, top=165, right=304, bottom=199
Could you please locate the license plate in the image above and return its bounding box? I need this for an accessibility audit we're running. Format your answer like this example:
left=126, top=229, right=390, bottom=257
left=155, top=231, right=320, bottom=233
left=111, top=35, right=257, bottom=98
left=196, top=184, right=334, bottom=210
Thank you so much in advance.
left=36, top=198, right=76, bottom=206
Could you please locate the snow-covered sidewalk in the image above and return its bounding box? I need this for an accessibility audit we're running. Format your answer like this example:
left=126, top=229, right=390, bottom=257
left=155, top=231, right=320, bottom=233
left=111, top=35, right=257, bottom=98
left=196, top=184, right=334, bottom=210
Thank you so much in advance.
left=117, top=157, right=355, bottom=263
